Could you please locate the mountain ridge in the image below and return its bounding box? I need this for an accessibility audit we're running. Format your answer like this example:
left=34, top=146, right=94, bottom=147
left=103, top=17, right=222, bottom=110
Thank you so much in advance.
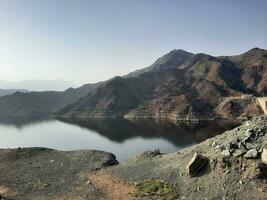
left=56, top=47, right=267, bottom=120
left=0, top=47, right=266, bottom=120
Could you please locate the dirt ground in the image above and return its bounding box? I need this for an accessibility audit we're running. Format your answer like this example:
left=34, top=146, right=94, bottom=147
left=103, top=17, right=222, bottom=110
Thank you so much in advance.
left=89, top=170, right=137, bottom=200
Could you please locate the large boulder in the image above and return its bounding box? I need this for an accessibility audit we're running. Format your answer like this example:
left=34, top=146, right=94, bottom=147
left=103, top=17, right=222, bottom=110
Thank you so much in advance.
left=186, top=153, right=209, bottom=177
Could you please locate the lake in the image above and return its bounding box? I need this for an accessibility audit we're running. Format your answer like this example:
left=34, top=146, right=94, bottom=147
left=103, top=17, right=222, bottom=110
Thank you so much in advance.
left=0, top=117, right=239, bottom=161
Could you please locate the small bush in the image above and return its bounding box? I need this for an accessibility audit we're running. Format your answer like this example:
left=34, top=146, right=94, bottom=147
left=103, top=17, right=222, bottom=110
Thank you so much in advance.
left=136, top=179, right=176, bottom=200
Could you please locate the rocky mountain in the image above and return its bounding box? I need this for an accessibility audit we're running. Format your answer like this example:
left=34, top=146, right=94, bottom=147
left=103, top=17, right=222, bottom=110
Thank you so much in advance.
left=0, top=48, right=266, bottom=119
left=0, top=82, right=101, bottom=116
left=56, top=48, right=267, bottom=120
left=0, top=89, right=28, bottom=97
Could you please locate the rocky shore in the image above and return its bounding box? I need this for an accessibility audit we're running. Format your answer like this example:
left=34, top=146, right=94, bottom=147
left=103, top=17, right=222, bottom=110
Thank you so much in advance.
left=0, top=116, right=266, bottom=200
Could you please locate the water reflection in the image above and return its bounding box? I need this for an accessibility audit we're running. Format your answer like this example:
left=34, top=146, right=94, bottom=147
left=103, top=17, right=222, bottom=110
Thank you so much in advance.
left=0, top=117, right=53, bottom=129
left=0, top=117, right=239, bottom=160
left=58, top=118, right=238, bottom=147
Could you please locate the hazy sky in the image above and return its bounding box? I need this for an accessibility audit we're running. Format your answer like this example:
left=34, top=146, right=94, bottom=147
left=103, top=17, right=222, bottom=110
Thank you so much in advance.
left=0, top=0, right=267, bottom=86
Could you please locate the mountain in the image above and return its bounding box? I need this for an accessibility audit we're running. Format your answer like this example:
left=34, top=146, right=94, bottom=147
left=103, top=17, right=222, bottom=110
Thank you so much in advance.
left=0, top=89, right=28, bottom=97
left=0, top=82, right=101, bottom=116
left=56, top=50, right=194, bottom=118
left=125, top=49, right=193, bottom=77
left=0, top=79, right=75, bottom=91
left=0, top=48, right=266, bottom=119
left=56, top=48, right=267, bottom=120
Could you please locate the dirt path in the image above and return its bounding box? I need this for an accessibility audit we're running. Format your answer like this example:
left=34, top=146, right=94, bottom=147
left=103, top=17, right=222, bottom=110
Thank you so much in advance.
left=89, top=170, right=137, bottom=200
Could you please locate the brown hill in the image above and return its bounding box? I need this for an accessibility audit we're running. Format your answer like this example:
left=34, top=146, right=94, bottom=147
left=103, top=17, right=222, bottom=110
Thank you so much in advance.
left=57, top=48, right=267, bottom=120
left=0, top=48, right=266, bottom=119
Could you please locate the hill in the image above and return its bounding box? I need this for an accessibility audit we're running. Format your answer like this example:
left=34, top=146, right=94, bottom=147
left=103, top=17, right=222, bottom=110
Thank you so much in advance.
left=0, top=82, right=101, bottom=116
left=0, top=48, right=266, bottom=119
left=56, top=48, right=267, bottom=120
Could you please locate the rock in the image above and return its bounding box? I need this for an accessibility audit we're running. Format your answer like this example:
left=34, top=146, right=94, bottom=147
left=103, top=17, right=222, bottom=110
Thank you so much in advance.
left=186, top=153, right=209, bottom=177
left=238, top=142, right=246, bottom=149
left=244, top=149, right=258, bottom=159
left=245, top=143, right=255, bottom=150
left=232, top=149, right=246, bottom=157
left=221, top=150, right=231, bottom=157
left=215, top=145, right=225, bottom=151
left=220, top=155, right=232, bottom=168
left=262, top=146, right=267, bottom=164
left=141, top=149, right=161, bottom=157
left=256, top=162, right=267, bottom=179
left=229, top=143, right=238, bottom=149
left=245, top=129, right=254, bottom=137
left=229, top=148, right=235, bottom=153
left=211, top=142, right=217, bottom=148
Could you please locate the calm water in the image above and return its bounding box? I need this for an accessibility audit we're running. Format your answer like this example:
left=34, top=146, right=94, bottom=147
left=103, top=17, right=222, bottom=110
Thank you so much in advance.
left=0, top=117, right=238, bottom=161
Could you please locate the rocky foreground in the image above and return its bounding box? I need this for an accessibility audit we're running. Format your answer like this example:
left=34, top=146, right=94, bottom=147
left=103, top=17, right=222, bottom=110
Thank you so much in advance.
left=0, top=117, right=267, bottom=200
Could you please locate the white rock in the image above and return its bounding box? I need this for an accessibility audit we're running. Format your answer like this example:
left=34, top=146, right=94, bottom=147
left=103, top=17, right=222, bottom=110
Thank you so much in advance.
left=221, top=150, right=231, bottom=157
left=262, top=147, right=267, bottom=164
left=244, top=149, right=258, bottom=159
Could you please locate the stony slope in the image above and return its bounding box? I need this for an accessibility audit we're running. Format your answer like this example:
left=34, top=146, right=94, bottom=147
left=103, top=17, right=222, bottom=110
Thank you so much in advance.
left=108, top=116, right=267, bottom=200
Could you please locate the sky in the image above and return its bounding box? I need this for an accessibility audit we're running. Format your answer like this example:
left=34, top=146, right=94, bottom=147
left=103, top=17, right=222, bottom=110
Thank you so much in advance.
left=0, top=0, right=267, bottom=87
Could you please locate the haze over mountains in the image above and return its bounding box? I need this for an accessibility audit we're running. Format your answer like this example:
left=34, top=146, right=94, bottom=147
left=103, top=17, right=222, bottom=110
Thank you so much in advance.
left=0, top=89, right=28, bottom=97
left=0, top=48, right=266, bottom=120
left=0, top=79, right=75, bottom=91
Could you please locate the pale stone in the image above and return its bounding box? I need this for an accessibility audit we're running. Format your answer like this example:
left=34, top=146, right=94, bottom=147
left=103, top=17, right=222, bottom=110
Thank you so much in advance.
left=244, top=149, right=258, bottom=159
left=261, top=147, right=267, bottom=164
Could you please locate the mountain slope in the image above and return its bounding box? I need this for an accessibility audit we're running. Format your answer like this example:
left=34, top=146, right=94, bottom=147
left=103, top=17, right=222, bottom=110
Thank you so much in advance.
left=227, top=48, right=267, bottom=94
left=125, top=49, right=193, bottom=77
left=56, top=50, right=194, bottom=118
left=0, top=48, right=266, bottom=119
left=0, top=82, right=101, bottom=116
left=57, top=48, right=267, bottom=120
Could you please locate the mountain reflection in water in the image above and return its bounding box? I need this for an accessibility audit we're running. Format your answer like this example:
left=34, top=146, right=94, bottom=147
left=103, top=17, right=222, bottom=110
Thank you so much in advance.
left=0, top=117, right=239, bottom=160
left=59, top=118, right=238, bottom=147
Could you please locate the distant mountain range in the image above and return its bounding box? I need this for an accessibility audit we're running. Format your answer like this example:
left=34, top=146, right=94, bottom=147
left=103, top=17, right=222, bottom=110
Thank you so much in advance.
left=0, top=48, right=266, bottom=120
left=0, top=82, right=101, bottom=116
left=0, top=79, right=75, bottom=91
left=0, top=89, right=28, bottom=97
